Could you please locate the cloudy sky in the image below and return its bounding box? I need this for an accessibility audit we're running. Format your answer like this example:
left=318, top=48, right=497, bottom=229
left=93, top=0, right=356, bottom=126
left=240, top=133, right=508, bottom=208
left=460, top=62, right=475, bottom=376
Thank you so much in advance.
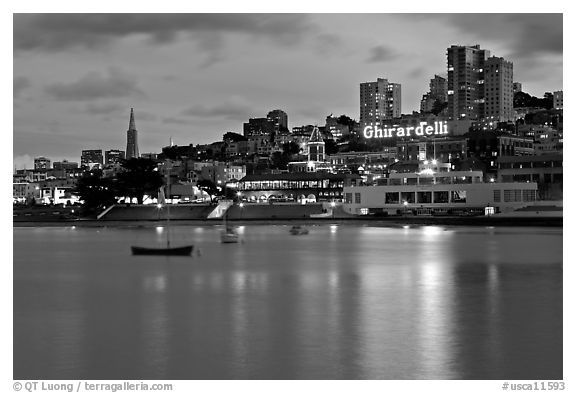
left=13, top=13, right=563, bottom=169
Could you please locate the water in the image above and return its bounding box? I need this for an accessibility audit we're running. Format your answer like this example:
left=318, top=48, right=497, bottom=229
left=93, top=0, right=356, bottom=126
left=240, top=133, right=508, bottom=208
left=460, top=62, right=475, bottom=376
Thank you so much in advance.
left=13, top=224, right=562, bottom=380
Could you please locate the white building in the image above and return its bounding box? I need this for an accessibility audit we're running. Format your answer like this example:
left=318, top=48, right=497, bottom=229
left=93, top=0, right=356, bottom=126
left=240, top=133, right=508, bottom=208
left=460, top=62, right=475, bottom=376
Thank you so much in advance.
left=342, top=168, right=538, bottom=216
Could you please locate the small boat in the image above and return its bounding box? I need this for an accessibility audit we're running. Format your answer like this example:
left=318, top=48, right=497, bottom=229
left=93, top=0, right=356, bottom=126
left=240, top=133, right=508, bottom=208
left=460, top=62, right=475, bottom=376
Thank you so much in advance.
left=131, top=160, right=194, bottom=256
left=131, top=245, right=193, bottom=256
left=289, top=225, right=309, bottom=235
left=220, top=227, right=240, bottom=243
left=220, top=209, right=240, bottom=243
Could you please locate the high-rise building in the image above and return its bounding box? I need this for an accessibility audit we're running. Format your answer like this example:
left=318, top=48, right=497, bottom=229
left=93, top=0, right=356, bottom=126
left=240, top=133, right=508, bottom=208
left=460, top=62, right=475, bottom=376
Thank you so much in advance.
left=420, top=75, right=448, bottom=113
left=553, top=91, right=563, bottom=110
left=34, top=156, right=51, bottom=170
left=447, top=45, right=490, bottom=121
left=267, top=109, right=288, bottom=131
left=126, top=108, right=139, bottom=159
left=105, top=149, right=126, bottom=165
left=483, top=56, right=514, bottom=123
left=513, top=82, right=523, bottom=94
left=81, top=149, right=103, bottom=169
left=360, top=78, right=401, bottom=127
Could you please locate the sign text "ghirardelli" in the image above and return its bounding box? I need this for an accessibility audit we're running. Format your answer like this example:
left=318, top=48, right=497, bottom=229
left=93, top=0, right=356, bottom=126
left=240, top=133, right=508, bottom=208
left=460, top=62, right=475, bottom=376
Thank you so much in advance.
left=363, top=121, right=449, bottom=139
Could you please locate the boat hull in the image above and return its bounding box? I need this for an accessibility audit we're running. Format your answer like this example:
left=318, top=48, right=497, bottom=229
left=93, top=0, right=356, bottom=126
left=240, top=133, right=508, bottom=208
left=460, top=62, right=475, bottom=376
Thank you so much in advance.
left=131, top=245, right=193, bottom=256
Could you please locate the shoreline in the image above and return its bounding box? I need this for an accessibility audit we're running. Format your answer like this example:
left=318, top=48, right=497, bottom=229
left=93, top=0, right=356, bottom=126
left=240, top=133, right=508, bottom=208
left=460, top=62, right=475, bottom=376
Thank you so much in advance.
left=13, top=215, right=563, bottom=228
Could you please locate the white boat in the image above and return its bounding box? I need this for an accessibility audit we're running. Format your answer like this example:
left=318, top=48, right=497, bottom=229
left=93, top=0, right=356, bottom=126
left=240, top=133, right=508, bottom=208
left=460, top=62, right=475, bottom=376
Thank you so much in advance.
left=220, top=210, right=240, bottom=243
left=289, top=225, right=309, bottom=235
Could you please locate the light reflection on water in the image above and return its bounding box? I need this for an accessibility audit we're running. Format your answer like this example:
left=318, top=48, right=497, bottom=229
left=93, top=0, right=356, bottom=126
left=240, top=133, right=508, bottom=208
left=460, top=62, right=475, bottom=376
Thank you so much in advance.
left=13, top=224, right=562, bottom=380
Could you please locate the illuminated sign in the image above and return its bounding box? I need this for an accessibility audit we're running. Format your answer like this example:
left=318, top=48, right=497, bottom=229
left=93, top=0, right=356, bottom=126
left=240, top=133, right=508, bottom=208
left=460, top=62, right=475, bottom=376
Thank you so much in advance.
left=363, top=121, right=449, bottom=139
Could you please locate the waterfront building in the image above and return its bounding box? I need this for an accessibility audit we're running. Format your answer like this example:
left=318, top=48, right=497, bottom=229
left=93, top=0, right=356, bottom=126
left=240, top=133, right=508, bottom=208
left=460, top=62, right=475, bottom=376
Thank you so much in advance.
left=105, top=149, right=125, bottom=165
left=34, top=156, right=51, bottom=170
left=237, top=172, right=361, bottom=203
left=126, top=108, right=140, bottom=159
left=496, top=153, right=562, bottom=200
left=80, top=149, right=103, bottom=169
left=342, top=166, right=538, bottom=216
left=553, top=91, right=563, bottom=110
left=360, top=78, right=401, bottom=127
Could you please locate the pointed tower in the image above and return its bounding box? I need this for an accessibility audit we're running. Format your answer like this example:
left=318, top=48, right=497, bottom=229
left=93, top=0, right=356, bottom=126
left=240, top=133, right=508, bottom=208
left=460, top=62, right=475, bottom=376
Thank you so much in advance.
left=126, top=108, right=140, bottom=159
left=307, top=125, right=325, bottom=162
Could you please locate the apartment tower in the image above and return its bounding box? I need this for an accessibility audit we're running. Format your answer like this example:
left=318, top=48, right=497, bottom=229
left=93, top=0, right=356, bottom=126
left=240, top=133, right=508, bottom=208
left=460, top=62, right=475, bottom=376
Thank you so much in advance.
left=484, top=56, right=514, bottom=122
left=446, top=45, right=490, bottom=121
left=360, top=78, right=401, bottom=127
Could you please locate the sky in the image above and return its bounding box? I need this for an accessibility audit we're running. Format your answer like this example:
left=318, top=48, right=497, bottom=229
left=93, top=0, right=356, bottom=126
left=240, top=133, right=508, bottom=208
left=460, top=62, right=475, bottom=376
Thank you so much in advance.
left=12, top=12, right=563, bottom=169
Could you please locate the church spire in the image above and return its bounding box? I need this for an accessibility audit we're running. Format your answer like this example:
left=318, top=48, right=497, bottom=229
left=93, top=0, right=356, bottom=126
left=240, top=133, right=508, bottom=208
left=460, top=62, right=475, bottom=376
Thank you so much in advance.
left=126, top=108, right=140, bottom=159
left=129, top=107, right=136, bottom=131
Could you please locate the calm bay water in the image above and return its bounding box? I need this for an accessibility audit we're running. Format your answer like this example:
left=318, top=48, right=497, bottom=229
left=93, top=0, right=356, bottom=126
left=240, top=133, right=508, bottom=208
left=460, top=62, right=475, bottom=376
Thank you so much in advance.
left=13, top=223, right=562, bottom=380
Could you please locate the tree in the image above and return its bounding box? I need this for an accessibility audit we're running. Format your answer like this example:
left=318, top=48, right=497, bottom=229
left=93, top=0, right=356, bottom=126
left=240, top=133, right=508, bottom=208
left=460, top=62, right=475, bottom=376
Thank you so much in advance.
left=74, top=173, right=118, bottom=215
left=197, top=179, right=221, bottom=203
left=223, top=132, right=247, bottom=143
left=116, top=158, right=164, bottom=204
left=324, top=139, right=339, bottom=155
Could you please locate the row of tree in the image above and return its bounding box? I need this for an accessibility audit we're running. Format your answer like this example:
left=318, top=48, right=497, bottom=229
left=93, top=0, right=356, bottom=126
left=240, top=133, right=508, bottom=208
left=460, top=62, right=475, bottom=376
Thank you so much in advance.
left=75, top=158, right=225, bottom=216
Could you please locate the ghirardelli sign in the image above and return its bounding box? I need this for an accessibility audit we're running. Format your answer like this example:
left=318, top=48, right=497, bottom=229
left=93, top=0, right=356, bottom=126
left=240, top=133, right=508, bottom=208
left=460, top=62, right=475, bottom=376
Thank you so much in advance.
left=363, top=121, right=449, bottom=139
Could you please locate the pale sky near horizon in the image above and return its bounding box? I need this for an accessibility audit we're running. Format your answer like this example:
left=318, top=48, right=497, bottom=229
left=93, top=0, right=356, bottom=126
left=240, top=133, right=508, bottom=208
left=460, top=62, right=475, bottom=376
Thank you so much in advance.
left=13, top=13, right=563, bottom=169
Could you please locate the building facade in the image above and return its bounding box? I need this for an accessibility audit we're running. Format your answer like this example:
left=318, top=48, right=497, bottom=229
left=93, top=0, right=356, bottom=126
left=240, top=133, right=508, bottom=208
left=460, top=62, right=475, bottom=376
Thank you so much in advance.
left=483, top=56, right=514, bottom=123
left=360, top=78, right=401, bottom=127
left=447, top=45, right=490, bottom=121
left=105, top=149, right=126, bottom=165
left=267, top=109, right=288, bottom=131
left=33, top=156, right=51, bottom=170
left=80, top=149, right=104, bottom=169
left=553, top=91, right=563, bottom=110
left=342, top=170, right=538, bottom=216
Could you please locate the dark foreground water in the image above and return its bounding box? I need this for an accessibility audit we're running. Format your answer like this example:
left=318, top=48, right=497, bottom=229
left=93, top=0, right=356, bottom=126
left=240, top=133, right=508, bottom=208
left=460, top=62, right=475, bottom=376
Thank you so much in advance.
left=13, top=224, right=562, bottom=380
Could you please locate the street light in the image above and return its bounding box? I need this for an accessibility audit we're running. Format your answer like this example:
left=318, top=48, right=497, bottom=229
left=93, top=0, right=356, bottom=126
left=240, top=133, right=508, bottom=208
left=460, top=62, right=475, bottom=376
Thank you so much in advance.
left=403, top=200, right=408, bottom=216
left=239, top=202, right=244, bottom=220
left=330, top=201, right=336, bottom=219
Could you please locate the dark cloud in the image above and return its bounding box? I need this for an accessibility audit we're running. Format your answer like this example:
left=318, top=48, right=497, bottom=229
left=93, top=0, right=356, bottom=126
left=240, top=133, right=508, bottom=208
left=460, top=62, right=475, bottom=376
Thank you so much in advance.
left=366, top=45, right=396, bottom=63
left=399, top=14, right=562, bottom=60
left=14, top=76, right=30, bottom=98
left=14, top=14, right=316, bottom=52
left=181, top=102, right=252, bottom=120
left=44, top=68, right=145, bottom=101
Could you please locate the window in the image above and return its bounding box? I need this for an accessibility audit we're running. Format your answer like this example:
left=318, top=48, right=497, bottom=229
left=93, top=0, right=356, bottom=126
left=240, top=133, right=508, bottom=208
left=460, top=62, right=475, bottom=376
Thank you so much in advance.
left=523, top=190, right=536, bottom=202
left=385, top=192, right=399, bottom=204
left=355, top=193, right=361, bottom=204
left=345, top=193, right=352, bottom=204
left=493, top=190, right=501, bottom=202
left=434, top=191, right=449, bottom=203
left=451, top=190, right=466, bottom=203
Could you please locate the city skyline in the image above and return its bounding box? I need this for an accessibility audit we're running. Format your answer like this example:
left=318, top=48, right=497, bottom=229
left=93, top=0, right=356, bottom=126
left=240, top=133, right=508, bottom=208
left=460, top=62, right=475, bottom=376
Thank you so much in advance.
left=13, top=13, right=563, bottom=169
